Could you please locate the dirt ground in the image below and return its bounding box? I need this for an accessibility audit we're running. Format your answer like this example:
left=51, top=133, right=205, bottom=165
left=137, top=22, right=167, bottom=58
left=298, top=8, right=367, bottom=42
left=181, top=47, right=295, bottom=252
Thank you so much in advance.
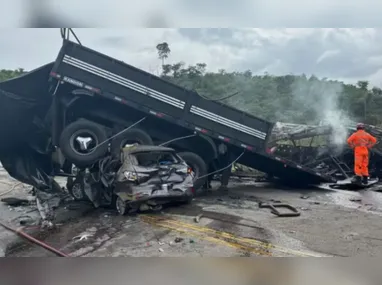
left=3, top=173, right=382, bottom=258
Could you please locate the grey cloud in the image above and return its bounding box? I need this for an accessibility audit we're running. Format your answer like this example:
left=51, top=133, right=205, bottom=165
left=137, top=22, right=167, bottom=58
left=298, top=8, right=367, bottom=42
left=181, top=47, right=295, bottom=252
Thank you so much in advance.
left=221, top=29, right=382, bottom=84
left=178, top=28, right=382, bottom=85
left=98, top=36, right=129, bottom=48
left=144, top=13, right=171, bottom=28
left=1, top=27, right=382, bottom=88
left=178, top=29, right=240, bottom=47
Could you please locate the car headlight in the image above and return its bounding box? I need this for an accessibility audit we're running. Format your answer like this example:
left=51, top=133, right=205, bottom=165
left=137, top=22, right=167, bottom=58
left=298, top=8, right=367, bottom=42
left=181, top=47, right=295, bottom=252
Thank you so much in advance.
left=123, top=171, right=150, bottom=182
left=124, top=171, right=137, bottom=181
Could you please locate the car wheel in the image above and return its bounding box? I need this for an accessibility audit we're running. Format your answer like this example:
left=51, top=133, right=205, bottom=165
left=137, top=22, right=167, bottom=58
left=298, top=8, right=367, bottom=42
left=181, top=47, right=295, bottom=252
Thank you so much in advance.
left=177, top=152, right=208, bottom=190
left=110, top=128, right=153, bottom=157
left=115, top=196, right=128, bottom=216
left=59, top=120, right=109, bottom=167
left=67, top=179, right=89, bottom=201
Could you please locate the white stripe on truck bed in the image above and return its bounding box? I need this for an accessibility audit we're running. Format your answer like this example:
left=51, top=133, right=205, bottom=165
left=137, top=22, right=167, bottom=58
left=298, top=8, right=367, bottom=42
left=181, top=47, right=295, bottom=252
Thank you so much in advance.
left=62, top=55, right=267, bottom=140
left=63, top=55, right=186, bottom=109
left=190, top=106, right=267, bottom=140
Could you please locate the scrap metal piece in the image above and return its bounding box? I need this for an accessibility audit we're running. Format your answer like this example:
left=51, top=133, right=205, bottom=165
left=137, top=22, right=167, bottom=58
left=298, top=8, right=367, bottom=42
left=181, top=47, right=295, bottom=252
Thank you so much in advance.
left=330, top=156, right=351, bottom=178
left=72, top=233, right=93, bottom=241
left=330, top=177, right=379, bottom=190
left=258, top=202, right=301, bottom=217
left=194, top=213, right=203, bottom=223
left=1, top=197, right=30, bottom=206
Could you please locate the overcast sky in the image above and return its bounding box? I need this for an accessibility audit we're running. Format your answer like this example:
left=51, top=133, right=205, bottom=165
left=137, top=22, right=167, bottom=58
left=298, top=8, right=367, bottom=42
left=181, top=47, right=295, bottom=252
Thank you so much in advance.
left=1, top=1, right=382, bottom=87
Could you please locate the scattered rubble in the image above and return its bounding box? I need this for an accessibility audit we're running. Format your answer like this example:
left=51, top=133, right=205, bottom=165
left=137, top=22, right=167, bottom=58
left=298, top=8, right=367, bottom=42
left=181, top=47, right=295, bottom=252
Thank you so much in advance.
left=72, top=233, right=94, bottom=242
left=349, top=198, right=362, bottom=203
left=174, top=237, right=184, bottom=243
left=299, top=207, right=311, bottom=211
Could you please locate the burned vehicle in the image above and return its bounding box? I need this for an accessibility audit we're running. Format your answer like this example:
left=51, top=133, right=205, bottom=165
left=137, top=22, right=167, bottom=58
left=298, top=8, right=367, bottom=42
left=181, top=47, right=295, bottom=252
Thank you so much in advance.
left=267, top=122, right=382, bottom=182
left=67, top=145, right=195, bottom=215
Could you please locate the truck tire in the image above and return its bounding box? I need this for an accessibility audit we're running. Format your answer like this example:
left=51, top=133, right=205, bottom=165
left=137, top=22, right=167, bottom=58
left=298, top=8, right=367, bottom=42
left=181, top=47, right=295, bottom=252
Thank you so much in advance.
left=59, top=120, right=109, bottom=167
left=178, top=151, right=208, bottom=190
left=110, top=128, right=153, bottom=157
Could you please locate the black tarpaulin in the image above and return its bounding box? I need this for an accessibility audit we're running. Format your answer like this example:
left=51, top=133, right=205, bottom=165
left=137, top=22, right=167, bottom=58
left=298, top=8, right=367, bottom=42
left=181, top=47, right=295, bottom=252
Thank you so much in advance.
left=0, top=62, right=54, bottom=150
left=0, top=62, right=60, bottom=222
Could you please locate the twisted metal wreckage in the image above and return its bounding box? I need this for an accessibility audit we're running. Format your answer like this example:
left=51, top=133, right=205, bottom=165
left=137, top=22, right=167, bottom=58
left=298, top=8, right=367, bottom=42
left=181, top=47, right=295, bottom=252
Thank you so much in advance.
left=1, top=84, right=381, bottom=226
left=267, top=122, right=382, bottom=181
left=1, top=29, right=381, bottom=227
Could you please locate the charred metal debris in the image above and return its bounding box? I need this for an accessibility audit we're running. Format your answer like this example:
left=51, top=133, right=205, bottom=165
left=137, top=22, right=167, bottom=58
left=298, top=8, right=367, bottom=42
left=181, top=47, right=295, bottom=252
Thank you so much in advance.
left=267, top=122, right=382, bottom=181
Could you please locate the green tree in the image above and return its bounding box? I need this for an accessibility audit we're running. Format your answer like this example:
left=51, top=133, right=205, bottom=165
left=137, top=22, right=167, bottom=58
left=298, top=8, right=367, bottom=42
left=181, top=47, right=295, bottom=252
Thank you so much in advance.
left=0, top=68, right=25, bottom=82
left=156, top=42, right=171, bottom=67
left=158, top=57, right=382, bottom=126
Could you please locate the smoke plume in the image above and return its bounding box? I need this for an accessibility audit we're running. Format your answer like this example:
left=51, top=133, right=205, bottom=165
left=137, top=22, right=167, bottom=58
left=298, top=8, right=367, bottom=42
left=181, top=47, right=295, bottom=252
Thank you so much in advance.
left=290, top=77, right=351, bottom=149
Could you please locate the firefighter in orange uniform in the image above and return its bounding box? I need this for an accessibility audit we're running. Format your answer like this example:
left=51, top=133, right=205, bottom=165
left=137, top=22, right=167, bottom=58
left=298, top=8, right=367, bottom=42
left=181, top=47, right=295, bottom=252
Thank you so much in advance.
left=347, top=123, right=377, bottom=185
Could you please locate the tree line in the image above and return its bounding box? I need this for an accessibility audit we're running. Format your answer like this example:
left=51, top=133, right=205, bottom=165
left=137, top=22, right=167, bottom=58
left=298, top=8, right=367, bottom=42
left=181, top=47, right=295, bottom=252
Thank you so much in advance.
left=156, top=42, right=382, bottom=126
left=0, top=68, right=25, bottom=82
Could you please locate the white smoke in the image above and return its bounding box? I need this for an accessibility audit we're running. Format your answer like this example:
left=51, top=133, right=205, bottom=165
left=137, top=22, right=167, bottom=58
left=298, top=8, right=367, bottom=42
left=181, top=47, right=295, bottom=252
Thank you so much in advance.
left=290, top=77, right=351, bottom=149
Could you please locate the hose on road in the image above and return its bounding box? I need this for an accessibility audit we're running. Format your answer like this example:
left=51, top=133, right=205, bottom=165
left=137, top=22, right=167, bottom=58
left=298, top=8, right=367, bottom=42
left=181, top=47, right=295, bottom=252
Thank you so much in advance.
left=0, top=221, right=68, bottom=257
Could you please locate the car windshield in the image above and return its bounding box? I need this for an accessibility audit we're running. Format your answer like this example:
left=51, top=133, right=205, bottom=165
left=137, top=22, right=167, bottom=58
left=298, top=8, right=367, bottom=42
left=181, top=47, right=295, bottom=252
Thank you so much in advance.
left=132, top=151, right=180, bottom=167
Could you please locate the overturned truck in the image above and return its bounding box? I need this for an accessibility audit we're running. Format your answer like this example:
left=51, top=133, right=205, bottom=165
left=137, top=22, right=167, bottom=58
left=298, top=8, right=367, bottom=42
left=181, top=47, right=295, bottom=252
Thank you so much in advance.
left=0, top=29, right=376, bottom=221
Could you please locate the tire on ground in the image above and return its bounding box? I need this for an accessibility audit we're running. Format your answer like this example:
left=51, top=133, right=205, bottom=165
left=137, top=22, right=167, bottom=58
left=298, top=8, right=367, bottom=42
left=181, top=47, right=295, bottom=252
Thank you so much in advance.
left=59, top=120, right=109, bottom=167
left=110, top=128, right=153, bottom=157
left=67, top=177, right=89, bottom=201
left=178, top=151, right=208, bottom=190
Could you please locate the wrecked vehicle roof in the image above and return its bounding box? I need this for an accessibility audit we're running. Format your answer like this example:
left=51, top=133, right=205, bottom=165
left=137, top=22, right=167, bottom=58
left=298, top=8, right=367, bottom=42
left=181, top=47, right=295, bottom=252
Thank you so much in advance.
left=123, top=145, right=176, bottom=154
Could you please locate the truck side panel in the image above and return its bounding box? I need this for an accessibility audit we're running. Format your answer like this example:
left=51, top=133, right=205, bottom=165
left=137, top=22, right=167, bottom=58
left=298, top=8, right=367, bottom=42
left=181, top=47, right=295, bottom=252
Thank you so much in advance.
left=54, top=40, right=273, bottom=151
left=58, top=41, right=189, bottom=119
left=186, top=94, right=270, bottom=151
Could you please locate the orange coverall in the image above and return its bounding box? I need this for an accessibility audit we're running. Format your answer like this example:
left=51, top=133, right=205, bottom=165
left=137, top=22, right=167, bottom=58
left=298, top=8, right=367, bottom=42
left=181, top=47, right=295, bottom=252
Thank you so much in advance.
left=347, top=130, right=377, bottom=177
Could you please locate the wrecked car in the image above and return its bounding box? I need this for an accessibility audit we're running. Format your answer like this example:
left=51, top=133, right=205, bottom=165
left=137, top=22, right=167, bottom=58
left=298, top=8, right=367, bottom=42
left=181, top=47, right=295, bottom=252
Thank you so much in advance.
left=67, top=145, right=195, bottom=215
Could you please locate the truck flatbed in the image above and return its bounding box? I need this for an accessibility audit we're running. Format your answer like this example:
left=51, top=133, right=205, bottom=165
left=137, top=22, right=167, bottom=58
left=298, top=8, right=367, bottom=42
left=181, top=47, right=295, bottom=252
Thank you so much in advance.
left=49, top=39, right=336, bottom=185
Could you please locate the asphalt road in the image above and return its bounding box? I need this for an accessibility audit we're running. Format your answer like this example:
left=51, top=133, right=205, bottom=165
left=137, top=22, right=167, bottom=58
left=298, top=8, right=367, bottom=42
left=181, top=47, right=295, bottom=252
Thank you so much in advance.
left=6, top=177, right=382, bottom=257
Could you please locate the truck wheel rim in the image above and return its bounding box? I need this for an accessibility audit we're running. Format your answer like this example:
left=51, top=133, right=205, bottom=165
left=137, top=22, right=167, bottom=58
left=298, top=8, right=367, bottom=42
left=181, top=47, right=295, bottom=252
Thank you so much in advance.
left=70, top=130, right=99, bottom=156
left=71, top=183, right=84, bottom=200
